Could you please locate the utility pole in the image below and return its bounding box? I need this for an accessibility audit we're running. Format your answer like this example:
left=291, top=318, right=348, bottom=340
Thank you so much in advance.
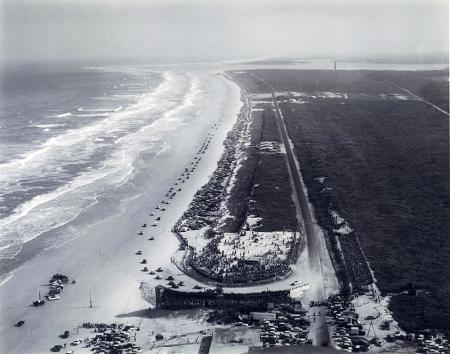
left=89, top=288, right=93, bottom=308
left=367, top=321, right=376, bottom=338
left=334, top=61, right=337, bottom=71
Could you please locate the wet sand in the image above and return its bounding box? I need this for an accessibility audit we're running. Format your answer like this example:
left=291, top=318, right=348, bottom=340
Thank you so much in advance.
left=0, top=70, right=340, bottom=353
left=0, top=72, right=242, bottom=354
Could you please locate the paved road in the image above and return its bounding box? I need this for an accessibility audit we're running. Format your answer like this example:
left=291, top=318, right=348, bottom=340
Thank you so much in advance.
left=268, top=87, right=331, bottom=345
left=268, top=87, right=325, bottom=280
left=247, top=73, right=326, bottom=278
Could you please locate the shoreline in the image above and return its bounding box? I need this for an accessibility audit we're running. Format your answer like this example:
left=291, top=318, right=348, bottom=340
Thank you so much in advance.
left=0, top=71, right=243, bottom=353
left=173, top=74, right=304, bottom=285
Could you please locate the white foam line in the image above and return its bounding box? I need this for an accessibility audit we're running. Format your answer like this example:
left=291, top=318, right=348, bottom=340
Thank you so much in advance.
left=55, top=112, right=72, bottom=118
left=0, top=273, right=13, bottom=287
left=32, top=124, right=65, bottom=128
left=0, top=71, right=198, bottom=251
left=0, top=71, right=173, bottom=175
left=71, top=113, right=111, bottom=118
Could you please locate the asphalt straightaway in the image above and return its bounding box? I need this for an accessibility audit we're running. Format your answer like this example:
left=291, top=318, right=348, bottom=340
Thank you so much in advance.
left=266, top=86, right=325, bottom=284
left=247, top=74, right=325, bottom=279
left=269, top=87, right=332, bottom=346
left=244, top=77, right=334, bottom=346
left=247, top=72, right=338, bottom=288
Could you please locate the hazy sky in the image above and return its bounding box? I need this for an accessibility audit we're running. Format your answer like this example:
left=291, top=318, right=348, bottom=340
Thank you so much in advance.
left=1, top=0, right=448, bottom=64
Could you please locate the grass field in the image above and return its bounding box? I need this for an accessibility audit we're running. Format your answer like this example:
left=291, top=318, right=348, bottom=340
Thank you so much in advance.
left=177, top=93, right=299, bottom=283
left=222, top=105, right=297, bottom=233
left=366, top=70, right=449, bottom=112
left=234, top=69, right=450, bottom=332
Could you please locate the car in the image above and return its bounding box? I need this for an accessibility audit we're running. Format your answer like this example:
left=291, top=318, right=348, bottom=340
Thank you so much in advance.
left=70, top=339, right=81, bottom=346
left=15, top=320, right=25, bottom=327
left=60, top=330, right=70, bottom=339
left=50, top=345, right=63, bottom=352
left=47, top=295, right=60, bottom=301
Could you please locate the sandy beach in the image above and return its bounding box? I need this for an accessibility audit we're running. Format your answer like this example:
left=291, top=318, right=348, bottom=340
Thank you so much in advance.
left=0, top=71, right=243, bottom=353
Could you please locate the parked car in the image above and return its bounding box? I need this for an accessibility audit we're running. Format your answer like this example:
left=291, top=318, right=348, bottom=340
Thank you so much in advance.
left=15, top=320, right=25, bottom=327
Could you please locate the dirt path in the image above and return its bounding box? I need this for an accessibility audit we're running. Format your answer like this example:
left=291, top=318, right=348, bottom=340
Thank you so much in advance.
left=394, top=84, right=449, bottom=117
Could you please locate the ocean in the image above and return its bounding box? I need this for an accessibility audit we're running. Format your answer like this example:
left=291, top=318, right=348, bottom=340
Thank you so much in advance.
left=0, top=63, right=238, bottom=267
left=0, top=60, right=445, bottom=274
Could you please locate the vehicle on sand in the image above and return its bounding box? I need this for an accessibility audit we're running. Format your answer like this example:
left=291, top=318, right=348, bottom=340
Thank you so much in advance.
left=47, top=295, right=60, bottom=301
left=15, top=320, right=25, bottom=327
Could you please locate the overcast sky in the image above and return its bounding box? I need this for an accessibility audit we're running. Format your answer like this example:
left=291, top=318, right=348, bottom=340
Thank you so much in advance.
left=1, top=0, right=448, bottom=64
